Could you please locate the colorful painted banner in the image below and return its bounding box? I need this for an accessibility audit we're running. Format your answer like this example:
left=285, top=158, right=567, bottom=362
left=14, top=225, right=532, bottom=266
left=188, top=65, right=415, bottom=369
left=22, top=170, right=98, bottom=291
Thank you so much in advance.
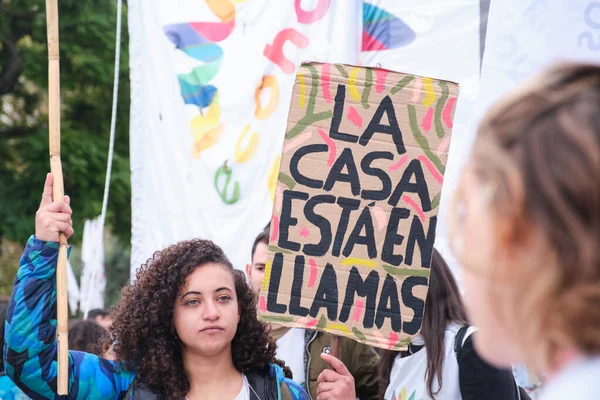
left=259, top=62, right=458, bottom=350
left=128, top=0, right=361, bottom=274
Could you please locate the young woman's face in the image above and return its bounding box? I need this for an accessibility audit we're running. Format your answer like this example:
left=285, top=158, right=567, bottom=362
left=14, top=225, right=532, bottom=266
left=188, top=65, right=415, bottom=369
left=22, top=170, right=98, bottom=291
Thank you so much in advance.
left=450, top=163, right=522, bottom=368
left=173, top=263, right=240, bottom=357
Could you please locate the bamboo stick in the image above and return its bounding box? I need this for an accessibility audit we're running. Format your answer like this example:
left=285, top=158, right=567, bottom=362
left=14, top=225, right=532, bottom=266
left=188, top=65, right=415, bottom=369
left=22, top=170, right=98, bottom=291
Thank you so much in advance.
left=46, top=0, right=69, bottom=394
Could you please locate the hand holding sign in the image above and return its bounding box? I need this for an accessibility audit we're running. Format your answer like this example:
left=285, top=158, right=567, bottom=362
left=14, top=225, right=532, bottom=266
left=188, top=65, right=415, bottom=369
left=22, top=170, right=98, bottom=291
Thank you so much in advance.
left=317, top=353, right=356, bottom=400
left=36, top=173, right=74, bottom=242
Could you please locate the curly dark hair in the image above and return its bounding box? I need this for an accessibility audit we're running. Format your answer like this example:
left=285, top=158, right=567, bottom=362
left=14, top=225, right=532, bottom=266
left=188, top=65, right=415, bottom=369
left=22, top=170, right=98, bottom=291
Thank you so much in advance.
left=105, top=238, right=290, bottom=399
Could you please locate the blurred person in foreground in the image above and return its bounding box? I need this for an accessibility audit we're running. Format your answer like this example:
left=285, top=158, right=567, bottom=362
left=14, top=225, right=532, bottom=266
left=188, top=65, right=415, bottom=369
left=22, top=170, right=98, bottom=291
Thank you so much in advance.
left=449, top=63, right=600, bottom=400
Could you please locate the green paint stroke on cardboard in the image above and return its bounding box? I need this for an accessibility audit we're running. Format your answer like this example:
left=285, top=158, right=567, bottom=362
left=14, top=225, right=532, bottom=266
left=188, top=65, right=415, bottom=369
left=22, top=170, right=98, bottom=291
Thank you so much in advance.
left=261, top=315, right=294, bottom=324
left=278, top=172, right=296, bottom=189
left=407, top=104, right=446, bottom=175
left=352, top=327, right=367, bottom=341
left=431, top=191, right=441, bottom=210
left=305, top=64, right=320, bottom=115
left=394, top=337, right=412, bottom=350
left=391, top=75, right=414, bottom=95
left=317, top=314, right=327, bottom=330
left=434, top=81, right=449, bottom=139
left=335, top=64, right=349, bottom=78
left=361, top=68, right=373, bottom=109
left=286, top=110, right=333, bottom=139
left=383, top=264, right=431, bottom=278
left=268, top=245, right=292, bottom=255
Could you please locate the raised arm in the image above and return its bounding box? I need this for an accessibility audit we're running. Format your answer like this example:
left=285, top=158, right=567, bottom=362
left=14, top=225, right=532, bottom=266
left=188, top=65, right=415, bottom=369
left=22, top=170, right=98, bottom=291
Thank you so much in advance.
left=3, top=174, right=134, bottom=399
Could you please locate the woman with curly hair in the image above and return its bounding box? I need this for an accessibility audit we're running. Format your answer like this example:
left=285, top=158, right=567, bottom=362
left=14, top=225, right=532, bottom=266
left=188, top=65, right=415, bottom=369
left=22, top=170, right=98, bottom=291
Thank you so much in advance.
left=4, top=174, right=308, bottom=400
left=449, top=63, right=600, bottom=400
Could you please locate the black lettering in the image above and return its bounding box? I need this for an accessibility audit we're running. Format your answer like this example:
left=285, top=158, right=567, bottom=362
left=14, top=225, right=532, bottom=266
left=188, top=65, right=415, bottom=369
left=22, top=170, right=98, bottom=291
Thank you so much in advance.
left=332, top=197, right=361, bottom=257
left=339, top=267, right=379, bottom=328
left=342, top=206, right=377, bottom=259
left=289, top=255, right=309, bottom=316
left=309, top=263, right=339, bottom=320
left=401, top=276, right=428, bottom=335
left=382, top=207, right=410, bottom=266
left=405, top=216, right=437, bottom=268
left=388, top=159, right=432, bottom=212
left=278, top=190, right=309, bottom=251
left=329, top=84, right=359, bottom=143
left=290, top=144, right=328, bottom=189
left=360, top=95, right=406, bottom=155
left=323, top=148, right=361, bottom=196
left=303, top=195, right=336, bottom=257
left=267, top=253, right=287, bottom=313
left=375, top=274, right=402, bottom=331
left=361, top=151, right=394, bottom=201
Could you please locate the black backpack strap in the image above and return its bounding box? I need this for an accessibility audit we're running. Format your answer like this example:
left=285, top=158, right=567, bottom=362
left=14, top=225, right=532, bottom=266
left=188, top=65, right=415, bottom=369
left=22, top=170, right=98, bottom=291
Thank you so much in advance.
left=454, top=325, right=470, bottom=362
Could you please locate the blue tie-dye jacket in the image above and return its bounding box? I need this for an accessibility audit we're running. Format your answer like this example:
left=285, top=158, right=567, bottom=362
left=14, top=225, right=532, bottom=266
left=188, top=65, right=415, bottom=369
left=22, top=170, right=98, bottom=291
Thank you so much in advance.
left=3, top=236, right=309, bottom=400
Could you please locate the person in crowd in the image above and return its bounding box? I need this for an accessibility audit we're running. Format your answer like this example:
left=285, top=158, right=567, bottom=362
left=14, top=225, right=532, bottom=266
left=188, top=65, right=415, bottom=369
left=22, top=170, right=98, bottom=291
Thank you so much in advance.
left=0, top=304, right=27, bottom=400
left=4, top=173, right=308, bottom=400
left=87, top=308, right=113, bottom=332
left=448, top=62, right=600, bottom=400
left=69, top=319, right=115, bottom=360
left=314, top=249, right=523, bottom=400
left=246, top=225, right=380, bottom=400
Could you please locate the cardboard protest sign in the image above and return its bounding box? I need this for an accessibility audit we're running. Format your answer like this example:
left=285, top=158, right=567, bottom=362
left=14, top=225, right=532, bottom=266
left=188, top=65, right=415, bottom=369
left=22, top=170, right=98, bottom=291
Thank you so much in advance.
left=259, top=62, right=458, bottom=350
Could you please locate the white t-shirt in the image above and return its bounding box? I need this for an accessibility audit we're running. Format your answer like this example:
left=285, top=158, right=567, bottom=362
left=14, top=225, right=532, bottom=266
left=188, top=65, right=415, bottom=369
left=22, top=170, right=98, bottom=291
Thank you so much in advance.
left=186, top=374, right=249, bottom=400
left=385, top=322, right=476, bottom=400
left=276, top=328, right=306, bottom=385
left=539, top=357, right=600, bottom=400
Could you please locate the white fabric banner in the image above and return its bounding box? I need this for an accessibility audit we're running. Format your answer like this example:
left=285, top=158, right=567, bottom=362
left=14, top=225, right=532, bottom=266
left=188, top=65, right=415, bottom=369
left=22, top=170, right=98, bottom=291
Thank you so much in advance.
left=128, top=0, right=361, bottom=275
left=80, top=218, right=106, bottom=314
left=67, top=260, right=80, bottom=316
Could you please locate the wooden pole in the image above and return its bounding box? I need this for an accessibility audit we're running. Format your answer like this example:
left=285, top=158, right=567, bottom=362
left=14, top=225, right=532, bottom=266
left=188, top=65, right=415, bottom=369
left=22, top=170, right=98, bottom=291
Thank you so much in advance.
left=46, top=0, right=69, bottom=394
left=329, top=335, right=342, bottom=365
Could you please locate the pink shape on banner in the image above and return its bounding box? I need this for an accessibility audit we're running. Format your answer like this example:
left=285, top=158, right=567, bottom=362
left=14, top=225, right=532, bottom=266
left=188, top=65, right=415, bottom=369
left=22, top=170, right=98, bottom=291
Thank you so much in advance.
left=264, top=28, right=309, bottom=74
left=348, top=105, right=363, bottom=127
left=375, top=69, right=388, bottom=93
left=403, top=195, right=426, bottom=223
left=388, top=331, right=399, bottom=350
left=259, top=296, right=267, bottom=312
left=308, top=258, right=318, bottom=288
left=295, top=0, right=331, bottom=24
left=421, top=107, right=434, bottom=132
left=271, top=215, right=280, bottom=241
left=418, top=155, right=443, bottom=184
left=300, top=227, right=310, bottom=238
left=322, top=63, right=333, bottom=103
left=437, top=135, right=451, bottom=156
left=371, top=206, right=387, bottom=231
left=443, top=97, right=457, bottom=128
left=189, top=21, right=235, bottom=42
left=388, top=155, right=408, bottom=171
left=362, top=31, right=387, bottom=51
left=306, top=318, right=319, bottom=328
left=284, top=130, right=313, bottom=153
left=353, top=300, right=364, bottom=323
left=411, top=76, right=422, bottom=102
left=317, top=126, right=337, bottom=166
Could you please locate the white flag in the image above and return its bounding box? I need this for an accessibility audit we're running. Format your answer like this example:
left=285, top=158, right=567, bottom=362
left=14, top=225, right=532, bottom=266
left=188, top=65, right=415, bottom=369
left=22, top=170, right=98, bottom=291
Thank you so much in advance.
left=80, top=218, right=106, bottom=316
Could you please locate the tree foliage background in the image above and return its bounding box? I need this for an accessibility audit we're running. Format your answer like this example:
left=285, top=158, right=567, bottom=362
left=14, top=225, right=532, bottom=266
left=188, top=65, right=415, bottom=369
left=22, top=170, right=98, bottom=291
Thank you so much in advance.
left=0, top=0, right=131, bottom=304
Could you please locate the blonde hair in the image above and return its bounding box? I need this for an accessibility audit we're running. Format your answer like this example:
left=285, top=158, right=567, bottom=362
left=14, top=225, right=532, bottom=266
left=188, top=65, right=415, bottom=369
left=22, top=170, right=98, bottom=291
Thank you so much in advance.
left=470, top=63, right=600, bottom=372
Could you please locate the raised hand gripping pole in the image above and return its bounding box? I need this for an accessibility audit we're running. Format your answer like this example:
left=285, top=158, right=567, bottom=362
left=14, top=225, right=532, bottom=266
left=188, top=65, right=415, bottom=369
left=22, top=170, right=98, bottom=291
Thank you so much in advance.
left=46, top=0, right=69, bottom=394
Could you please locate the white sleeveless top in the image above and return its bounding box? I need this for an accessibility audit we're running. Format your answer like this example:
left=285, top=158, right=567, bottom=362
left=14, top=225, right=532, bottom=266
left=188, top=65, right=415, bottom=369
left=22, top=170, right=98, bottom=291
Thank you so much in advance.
left=384, top=322, right=476, bottom=400
left=185, top=374, right=249, bottom=400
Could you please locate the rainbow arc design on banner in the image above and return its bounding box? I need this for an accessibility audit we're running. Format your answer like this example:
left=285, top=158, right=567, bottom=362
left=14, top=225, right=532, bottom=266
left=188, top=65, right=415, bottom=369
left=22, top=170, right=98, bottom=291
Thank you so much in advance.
left=362, top=2, right=416, bottom=51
